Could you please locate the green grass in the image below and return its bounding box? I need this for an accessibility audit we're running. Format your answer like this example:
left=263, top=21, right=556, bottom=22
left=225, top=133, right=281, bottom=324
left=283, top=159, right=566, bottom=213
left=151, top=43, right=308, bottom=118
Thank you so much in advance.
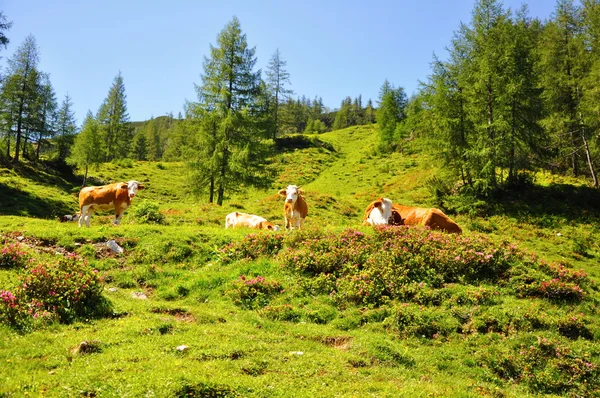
left=1, top=125, right=599, bottom=397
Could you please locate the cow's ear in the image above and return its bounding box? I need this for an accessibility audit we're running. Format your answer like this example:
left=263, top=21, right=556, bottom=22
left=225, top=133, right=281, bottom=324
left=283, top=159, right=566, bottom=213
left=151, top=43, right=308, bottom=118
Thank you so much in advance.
left=374, top=200, right=382, bottom=208
left=120, top=184, right=128, bottom=190
left=278, top=189, right=287, bottom=196
left=297, top=188, right=304, bottom=195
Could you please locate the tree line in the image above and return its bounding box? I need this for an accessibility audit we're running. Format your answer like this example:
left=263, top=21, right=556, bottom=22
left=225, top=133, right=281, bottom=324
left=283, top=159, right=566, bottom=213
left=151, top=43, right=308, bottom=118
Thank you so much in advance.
left=384, top=0, right=600, bottom=195
left=2, top=1, right=600, bottom=205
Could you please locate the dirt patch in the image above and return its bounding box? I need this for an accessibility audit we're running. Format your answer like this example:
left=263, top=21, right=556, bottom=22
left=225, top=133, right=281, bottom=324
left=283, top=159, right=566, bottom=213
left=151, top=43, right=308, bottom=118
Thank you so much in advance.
left=311, top=335, right=352, bottom=350
left=150, top=307, right=196, bottom=323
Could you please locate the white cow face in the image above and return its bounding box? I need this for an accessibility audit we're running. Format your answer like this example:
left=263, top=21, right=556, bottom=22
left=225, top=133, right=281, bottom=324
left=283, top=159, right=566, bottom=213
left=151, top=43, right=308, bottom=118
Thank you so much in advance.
left=279, top=185, right=302, bottom=204
left=127, top=180, right=145, bottom=199
left=369, top=198, right=393, bottom=225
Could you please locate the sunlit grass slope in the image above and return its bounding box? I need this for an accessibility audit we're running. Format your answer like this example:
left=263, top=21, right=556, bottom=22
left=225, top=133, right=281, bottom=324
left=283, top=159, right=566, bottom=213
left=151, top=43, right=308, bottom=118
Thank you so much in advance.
left=0, top=125, right=599, bottom=397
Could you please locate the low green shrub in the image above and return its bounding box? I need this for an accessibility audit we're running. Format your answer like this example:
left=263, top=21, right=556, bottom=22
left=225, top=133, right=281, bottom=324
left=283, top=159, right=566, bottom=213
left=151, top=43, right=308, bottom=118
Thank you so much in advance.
left=481, top=337, right=599, bottom=396
left=259, top=304, right=301, bottom=322
left=217, top=233, right=284, bottom=264
left=226, top=275, right=284, bottom=309
left=133, top=201, right=165, bottom=224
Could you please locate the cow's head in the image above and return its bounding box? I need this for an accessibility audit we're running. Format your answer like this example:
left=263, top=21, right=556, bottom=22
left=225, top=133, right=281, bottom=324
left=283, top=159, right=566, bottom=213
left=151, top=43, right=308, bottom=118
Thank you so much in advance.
left=369, top=197, right=393, bottom=225
left=126, top=180, right=145, bottom=199
left=260, top=221, right=281, bottom=231
left=279, top=185, right=302, bottom=204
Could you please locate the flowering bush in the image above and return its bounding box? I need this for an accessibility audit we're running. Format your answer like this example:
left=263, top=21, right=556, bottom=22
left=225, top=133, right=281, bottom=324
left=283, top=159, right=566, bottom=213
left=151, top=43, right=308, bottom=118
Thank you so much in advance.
left=0, top=242, right=29, bottom=268
left=217, top=233, right=285, bottom=264
left=483, top=337, right=599, bottom=396
left=0, top=253, right=111, bottom=328
left=226, top=275, right=284, bottom=309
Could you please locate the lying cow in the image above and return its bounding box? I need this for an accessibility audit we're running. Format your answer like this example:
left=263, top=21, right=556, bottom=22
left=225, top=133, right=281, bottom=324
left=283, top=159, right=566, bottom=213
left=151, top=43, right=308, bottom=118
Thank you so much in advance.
left=278, top=185, right=308, bottom=230
left=225, top=212, right=280, bottom=231
left=362, top=198, right=403, bottom=226
left=59, top=214, right=80, bottom=223
left=363, top=198, right=462, bottom=234
left=78, top=180, right=144, bottom=227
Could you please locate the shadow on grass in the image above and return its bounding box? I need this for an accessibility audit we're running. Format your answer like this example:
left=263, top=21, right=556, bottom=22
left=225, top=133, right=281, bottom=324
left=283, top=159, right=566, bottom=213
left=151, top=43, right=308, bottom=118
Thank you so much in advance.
left=0, top=182, right=75, bottom=218
left=274, top=135, right=336, bottom=153
left=490, top=183, right=600, bottom=225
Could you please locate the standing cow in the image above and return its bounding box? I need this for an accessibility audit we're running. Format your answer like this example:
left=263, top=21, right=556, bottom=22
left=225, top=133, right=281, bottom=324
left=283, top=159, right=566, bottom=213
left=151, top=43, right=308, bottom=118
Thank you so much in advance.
left=78, top=180, right=144, bottom=227
left=278, top=185, right=308, bottom=230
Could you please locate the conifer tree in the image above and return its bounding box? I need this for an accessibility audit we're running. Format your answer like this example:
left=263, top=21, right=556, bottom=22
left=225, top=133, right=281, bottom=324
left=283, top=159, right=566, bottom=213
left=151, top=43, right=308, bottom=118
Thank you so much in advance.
left=55, top=94, right=77, bottom=162
left=0, top=35, right=41, bottom=163
left=0, top=11, right=11, bottom=56
left=191, top=17, right=269, bottom=205
left=266, top=48, right=293, bottom=140
left=97, top=71, right=131, bottom=161
left=69, top=111, right=104, bottom=186
left=377, top=80, right=407, bottom=151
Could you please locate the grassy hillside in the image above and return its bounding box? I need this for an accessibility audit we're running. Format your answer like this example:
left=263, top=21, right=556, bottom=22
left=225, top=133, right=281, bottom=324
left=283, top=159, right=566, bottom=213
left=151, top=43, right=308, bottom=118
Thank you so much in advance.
left=1, top=126, right=599, bottom=397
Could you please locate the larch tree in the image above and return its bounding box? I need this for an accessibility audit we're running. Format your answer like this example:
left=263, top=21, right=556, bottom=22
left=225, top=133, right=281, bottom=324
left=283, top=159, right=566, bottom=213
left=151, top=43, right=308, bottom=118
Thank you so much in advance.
left=0, top=11, right=12, bottom=56
left=266, top=48, right=293, bottom=140
left=33, top=73, right=58, bottom=161
left=97, top=71, right=131, bottom=161
left=377, top=79, right=407, bottom=151
left=69, top=111, right=104, bottom=186
left=55, top=94, right=78, bottom=162
left=190, top=16, right=270, bottom=205
left=0, top=35, right=41, bottom=163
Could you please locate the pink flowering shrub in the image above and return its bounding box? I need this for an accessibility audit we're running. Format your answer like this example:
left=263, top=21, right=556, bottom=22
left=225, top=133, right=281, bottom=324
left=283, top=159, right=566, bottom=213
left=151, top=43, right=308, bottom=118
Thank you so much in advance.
left=226, top=275, right=284, bottom=309
left=482, top=337, right=599, bottom=395
left=217, top=233, right=285, bottom=264
left=0, top=253, right=111, bottom=328
left=510, top=261, right=590, bottom=302
left=19, top=254, right=110, bottom=323
left=0, top=242, right=29, bottom=268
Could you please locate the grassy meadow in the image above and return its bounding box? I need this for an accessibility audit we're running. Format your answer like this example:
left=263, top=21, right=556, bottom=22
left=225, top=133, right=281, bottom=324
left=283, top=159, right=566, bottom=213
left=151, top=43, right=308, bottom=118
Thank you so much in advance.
left=1, top=125, right=600, bottom=397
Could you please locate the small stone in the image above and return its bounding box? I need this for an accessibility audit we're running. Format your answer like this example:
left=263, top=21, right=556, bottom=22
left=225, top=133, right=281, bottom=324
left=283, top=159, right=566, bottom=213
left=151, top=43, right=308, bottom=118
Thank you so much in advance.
left=16, top=236, right=25, bottom=241
left=106, top=240, right=124, bottom=253
left=131, top=292, right=147, bottom=300
left=556, top=232, right=562, bottom=237
left=108, top=287, right=118, bottom=292
left=176, top=345, right=189, bottom=352
left=289, top=351, right=304, bottom=356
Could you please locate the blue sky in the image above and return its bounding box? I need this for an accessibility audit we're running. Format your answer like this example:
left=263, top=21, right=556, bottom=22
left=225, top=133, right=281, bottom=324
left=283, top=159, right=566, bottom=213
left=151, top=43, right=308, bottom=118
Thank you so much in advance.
left=2, top=0, right=555, bottom=124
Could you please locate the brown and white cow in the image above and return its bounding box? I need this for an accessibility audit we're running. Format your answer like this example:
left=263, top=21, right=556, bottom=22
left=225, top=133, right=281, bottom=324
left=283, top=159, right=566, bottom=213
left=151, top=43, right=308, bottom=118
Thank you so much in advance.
left=362, top=198, right=404, bottom=226
left=59, top=214, right=80, bottom=223
left=225, top=212, right=280, bottom=231
left=278, top=185, right=308, bottom=230
left=78, top=180, right=144, bottom=227
left=363, top=199, right=462, bottom=233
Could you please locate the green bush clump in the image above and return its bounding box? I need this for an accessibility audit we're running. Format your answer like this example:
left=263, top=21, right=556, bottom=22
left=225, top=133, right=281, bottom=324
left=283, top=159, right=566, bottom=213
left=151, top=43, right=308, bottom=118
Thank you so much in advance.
left=133, top=201, right=165, bottom=224
left=393, top=303, right=461, bottom=338
left=0, top=242, right=29, bottom=268
left=0, top=253, right=111, bottom=328
left=226, top=275, right=284, bottom=309
left=259, top=304, right=301, bottom=322
left=482, top=337, right=599, bottom=396
left=217, top=233, right=284, bottom=264
left=509, top=262, right=589, bottom=302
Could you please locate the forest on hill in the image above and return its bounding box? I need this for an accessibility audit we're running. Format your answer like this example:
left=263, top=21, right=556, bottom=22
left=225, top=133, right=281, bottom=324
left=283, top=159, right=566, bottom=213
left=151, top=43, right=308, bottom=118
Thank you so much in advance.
left=0, top=0, right=599, bottom=208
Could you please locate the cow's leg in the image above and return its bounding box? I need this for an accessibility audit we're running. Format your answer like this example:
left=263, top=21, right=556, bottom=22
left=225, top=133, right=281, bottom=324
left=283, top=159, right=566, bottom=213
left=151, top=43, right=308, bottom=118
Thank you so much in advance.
left=298, top=218, right=304, bottom=229
left=114, top=211, right=124, bottom=225
left=79, top=206, right=91, bottom=228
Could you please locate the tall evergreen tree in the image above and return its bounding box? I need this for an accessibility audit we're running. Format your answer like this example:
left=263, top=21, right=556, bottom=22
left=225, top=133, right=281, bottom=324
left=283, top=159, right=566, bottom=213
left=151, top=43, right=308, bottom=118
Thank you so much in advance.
left=191, top=17, right=269, bottom=205
left=0, top=11, right=12, bottom=56
left=55, top=94, right=77, bottom=162
left=0, top=35, right=41, bottom=163
left=377, top=80, right=407, bottom=151
left=266, top=48, right=293, bottom=140
left=97, top=71, right=131, bottom=161
left=69, top=111, right=104, bottom=186
left=33, top=73, right=58, bottom=160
